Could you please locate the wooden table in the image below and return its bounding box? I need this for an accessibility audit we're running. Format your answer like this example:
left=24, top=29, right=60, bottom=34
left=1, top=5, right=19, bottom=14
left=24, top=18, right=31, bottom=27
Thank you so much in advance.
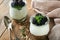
left=0, top=0, right=55, bottom=40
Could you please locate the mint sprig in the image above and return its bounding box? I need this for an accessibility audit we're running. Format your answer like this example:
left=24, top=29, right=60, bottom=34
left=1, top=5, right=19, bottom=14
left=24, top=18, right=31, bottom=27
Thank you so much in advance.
left=35, top=15, right=44, bottom=23
left=13, top=5, right=24, bottom=10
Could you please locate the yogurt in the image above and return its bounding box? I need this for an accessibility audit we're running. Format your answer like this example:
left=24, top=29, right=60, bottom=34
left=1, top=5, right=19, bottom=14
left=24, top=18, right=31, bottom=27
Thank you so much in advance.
left=30, top=13, right=50, bottom=36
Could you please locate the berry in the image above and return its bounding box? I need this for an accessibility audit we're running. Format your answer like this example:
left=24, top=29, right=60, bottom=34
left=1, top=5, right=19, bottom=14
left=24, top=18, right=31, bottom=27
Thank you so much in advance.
left=19, top=1, right=25, bottom=6
left=43, top=17, right=48, bottom=22
left=40, top=16, right=48, bottom=25
left=11, top=2, right=19, bottom=7
left=32, top=18, right=37, bottom=24
left=40, top=19, right=45, bottom=25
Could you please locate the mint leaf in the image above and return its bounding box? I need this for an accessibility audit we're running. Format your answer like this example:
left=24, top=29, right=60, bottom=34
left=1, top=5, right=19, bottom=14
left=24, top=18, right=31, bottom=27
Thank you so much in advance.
left=13, top=5, right=23, bottom=10
left=35, top=14, right=44, bottom=24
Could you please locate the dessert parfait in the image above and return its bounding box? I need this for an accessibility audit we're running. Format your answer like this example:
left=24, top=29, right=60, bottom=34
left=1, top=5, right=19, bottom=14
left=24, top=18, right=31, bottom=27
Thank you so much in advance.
left=30, top=13, right=50, bottom=36
left=9, top=0, right=27, bottom=21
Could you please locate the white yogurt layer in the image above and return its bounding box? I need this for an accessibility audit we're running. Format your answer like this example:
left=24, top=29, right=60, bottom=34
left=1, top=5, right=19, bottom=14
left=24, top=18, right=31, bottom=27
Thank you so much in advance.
left=9, top=6, right=27, bottom=20
left=30, top=23, right=49, bottom=36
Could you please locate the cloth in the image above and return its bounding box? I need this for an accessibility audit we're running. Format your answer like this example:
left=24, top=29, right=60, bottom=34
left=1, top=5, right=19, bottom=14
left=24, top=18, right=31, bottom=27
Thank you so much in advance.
left=31, top=0, right=60, bottom=40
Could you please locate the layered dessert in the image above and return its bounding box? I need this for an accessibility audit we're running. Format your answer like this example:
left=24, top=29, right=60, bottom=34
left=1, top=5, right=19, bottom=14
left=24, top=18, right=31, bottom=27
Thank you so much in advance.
left=30, top=13, right=50, bottom=36
left=9, top=0, right=27, bottom=21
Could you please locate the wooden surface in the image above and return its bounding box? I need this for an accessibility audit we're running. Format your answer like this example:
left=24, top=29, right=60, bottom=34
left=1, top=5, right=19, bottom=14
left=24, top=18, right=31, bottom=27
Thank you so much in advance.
left=0, top=0, right=32, bottom=40
left=0, top=0, right=10, bottom=40
left=0, top=0, right=55, bottom=40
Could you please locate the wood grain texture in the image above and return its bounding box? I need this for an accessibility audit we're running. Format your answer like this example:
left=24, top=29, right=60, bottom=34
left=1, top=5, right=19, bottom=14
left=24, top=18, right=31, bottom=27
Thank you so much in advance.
left=0, top=0, right=10, bottom=40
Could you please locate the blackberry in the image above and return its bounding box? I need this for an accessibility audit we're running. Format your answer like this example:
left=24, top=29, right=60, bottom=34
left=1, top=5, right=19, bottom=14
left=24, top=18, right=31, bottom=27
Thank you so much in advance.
left=32, top=18, right=37, bottom=24
left=40, top=16, right=48, bottom=25
left=40, top=19, right=45, bottom=25
left=19, top=1, right=25, bottom=6
left=11, top=2, right=19, bottom=7
left=43, top=17, right=48, bottom=22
